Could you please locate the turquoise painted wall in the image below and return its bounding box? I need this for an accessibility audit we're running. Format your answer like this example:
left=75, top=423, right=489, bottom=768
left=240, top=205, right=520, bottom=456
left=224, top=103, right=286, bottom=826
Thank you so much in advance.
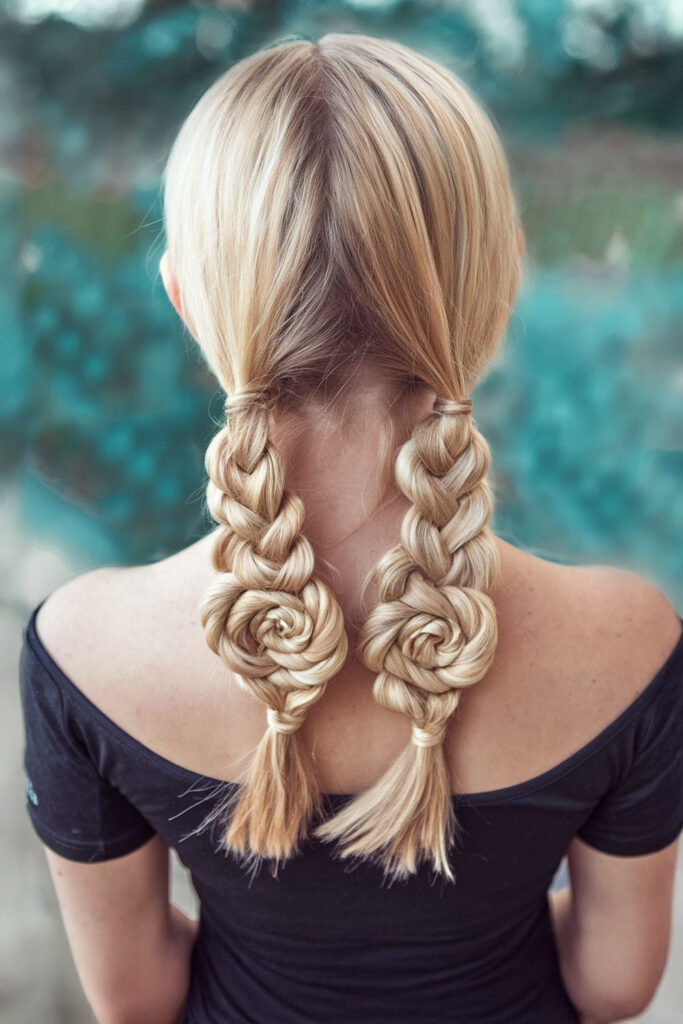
left=2, top=1, right=681, bottom=601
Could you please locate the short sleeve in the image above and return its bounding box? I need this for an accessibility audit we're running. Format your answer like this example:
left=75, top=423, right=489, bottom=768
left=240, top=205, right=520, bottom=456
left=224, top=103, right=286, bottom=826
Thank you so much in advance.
left=576, top=622, right=683, bottom=856
left=19, top=614, right=157, bottom=863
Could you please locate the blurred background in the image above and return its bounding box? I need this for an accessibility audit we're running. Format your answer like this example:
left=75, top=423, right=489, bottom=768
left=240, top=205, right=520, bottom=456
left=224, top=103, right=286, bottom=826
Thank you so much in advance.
left=1, top=1, right=681, bottom=1021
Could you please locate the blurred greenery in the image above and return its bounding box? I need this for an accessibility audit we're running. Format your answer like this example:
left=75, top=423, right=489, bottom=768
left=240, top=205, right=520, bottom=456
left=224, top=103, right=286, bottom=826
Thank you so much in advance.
left=1, top=0, right=682, bottom=600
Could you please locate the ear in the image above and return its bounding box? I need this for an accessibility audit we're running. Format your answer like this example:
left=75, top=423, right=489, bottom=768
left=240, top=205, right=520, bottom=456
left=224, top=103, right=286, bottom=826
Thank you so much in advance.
left=517, top=226, right=525, bottom=258
left=159, top=251, right=183, bottom=320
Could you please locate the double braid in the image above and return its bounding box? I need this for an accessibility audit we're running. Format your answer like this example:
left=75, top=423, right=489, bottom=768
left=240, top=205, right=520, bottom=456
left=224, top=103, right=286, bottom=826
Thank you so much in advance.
left=200, top=391, right=348, bottom=866
left=314, top=397, right=499, bottom=881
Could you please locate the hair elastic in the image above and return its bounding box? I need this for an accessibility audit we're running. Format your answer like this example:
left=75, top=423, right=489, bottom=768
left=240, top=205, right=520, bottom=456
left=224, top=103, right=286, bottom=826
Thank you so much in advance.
left=433, top=396, right=473, bottom=417
left=266, top=707, right=301, bottom=736
left=224, top=391, right=268, bottom=417
left=411, top=723, right=447, bottom=748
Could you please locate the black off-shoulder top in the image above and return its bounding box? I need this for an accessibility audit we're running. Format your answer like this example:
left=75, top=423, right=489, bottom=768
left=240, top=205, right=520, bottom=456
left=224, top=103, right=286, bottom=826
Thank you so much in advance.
left=19, top=600, right=683, bottom=1024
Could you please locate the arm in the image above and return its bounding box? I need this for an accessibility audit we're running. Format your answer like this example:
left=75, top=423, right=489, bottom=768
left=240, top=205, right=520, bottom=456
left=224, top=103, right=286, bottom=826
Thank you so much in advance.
left=548, top=570, right=683, bottom=1022
left=45, top=834, right=198, bottom=1024
left=549, top=836, right=679, bottom=1024
left=549, top=884, right=614, bottom=1024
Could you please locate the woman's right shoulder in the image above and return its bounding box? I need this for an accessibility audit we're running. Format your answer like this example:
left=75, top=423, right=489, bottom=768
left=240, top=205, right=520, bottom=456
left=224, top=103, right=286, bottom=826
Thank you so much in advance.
left=533, top=556, right=682, bottom=699
left=491, top=547, right=681, bottom=764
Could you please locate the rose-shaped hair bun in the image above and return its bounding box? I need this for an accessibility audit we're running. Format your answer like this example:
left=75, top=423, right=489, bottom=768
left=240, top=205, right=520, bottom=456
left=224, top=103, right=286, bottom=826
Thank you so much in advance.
left=205, top=575, right=347, bottom=692
left=360, top=574, right=497, bottom=701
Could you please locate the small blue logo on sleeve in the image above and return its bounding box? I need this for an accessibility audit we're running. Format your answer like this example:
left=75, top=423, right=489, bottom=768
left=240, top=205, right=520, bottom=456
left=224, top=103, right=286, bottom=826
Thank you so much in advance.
left=26, top=777, right=39, bottom=806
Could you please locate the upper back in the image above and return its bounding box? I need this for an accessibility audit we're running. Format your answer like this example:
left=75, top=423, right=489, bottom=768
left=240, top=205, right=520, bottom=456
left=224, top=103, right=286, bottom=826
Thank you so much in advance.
left=33, top=532, right=681, bottom=800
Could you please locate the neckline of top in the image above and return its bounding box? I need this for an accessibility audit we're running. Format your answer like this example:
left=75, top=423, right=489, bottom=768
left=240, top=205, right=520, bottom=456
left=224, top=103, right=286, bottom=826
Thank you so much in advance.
left=24, top=599, right=683, bottom=808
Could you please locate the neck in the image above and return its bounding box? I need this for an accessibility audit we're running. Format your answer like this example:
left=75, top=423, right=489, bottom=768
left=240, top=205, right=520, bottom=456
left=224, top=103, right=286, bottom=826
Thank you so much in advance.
left=199, top=381, right=517, bottom=630
left=270, top=383, right=435, bottom=557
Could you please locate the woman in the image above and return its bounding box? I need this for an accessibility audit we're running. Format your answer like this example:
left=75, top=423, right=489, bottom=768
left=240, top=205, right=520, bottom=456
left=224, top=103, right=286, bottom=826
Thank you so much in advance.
left=20, top=33, right=682, bottom=1024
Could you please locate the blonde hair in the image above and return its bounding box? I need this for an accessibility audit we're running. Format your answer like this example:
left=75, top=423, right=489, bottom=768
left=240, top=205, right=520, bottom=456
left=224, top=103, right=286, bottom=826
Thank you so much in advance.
left=162, top=33, right=521, bottom=883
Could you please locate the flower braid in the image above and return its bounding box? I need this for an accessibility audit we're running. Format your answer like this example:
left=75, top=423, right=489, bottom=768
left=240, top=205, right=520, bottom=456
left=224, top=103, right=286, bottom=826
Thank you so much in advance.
left=313, top=397, right=499, bottom=882
left=200, top=391, right=348, bottom=870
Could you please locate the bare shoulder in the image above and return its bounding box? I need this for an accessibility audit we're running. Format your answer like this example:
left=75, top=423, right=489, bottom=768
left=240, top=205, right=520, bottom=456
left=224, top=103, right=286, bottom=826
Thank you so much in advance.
left=33, top=537, right=216, bottom=697
left=492, top=545, right=681, bottom=735
left=567, top=562, right=681, bottom=674
left=521, top=556, right=683, bottom=710
left=34, top=565, right=154, bottom=678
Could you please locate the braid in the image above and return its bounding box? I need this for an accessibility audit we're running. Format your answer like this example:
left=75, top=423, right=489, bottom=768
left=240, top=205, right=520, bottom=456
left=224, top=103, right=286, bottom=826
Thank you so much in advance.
left=313, top=397, right=499, bottom=882
left=200, top=391, right=348, bottom=870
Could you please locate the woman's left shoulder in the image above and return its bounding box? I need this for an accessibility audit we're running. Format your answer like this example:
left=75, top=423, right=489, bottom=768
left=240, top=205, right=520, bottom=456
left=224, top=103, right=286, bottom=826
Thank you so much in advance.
left=34, top=564, right=159, bottom=688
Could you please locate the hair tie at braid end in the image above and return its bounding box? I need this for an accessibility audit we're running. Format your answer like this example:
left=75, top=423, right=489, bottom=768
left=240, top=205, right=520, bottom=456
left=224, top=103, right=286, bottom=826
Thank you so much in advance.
left=266, top=707, right=302, bottom=736
left=433, top=396, right=473, bottom=417
left=411, top=723, right=447, bottom=748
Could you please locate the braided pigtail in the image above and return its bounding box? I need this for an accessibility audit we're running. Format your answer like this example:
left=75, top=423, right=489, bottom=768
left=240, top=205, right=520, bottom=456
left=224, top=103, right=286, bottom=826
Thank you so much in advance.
left=313, top=397, right=500, bottom=882
left=200, top=391, right=348, bottom=870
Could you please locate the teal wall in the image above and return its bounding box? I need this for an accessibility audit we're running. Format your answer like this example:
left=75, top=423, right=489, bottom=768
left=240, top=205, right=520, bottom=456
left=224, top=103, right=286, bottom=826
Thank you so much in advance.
left=1, top=1, right=681, bottom=602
